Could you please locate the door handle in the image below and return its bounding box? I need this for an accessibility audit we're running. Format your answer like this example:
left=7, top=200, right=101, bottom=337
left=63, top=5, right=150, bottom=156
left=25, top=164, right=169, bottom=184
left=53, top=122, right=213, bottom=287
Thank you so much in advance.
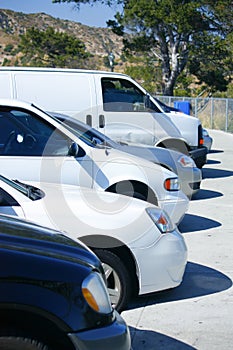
left=99, top=115, right=105, bottom=128
left=86, top=115, right=92, bottom=126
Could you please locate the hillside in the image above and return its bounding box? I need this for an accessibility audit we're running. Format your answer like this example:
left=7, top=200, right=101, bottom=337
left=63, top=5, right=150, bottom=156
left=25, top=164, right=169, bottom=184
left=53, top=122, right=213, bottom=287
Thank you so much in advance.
left=0, top=9, right=124, bottom=68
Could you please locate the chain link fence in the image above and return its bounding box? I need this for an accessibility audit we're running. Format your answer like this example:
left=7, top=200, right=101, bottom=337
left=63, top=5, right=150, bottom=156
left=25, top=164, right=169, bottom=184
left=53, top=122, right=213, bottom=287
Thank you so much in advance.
left=158, top=96, right=233, bottom=133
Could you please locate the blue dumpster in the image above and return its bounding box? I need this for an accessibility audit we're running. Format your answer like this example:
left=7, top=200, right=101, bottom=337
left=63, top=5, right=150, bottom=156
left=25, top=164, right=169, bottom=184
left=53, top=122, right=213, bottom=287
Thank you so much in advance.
left=174, top=101, right=191, bottom=115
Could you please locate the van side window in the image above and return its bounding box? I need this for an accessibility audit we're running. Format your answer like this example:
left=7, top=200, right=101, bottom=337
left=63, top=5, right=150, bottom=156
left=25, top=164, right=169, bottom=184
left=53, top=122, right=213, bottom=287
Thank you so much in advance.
left=101, top=78, right=160, bottom=113
left=0, top=108, right=72, bottom=156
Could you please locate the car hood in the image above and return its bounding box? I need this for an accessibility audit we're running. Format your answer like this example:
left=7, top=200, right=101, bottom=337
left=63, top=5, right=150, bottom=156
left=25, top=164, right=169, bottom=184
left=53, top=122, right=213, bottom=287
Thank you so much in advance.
left=115, top=143, right=182, bottom=168
left=90, top=145, right=177, bottom=177
left=0, top=214, right=100, bottom=270
left=23, top=181, right=159, bottom=245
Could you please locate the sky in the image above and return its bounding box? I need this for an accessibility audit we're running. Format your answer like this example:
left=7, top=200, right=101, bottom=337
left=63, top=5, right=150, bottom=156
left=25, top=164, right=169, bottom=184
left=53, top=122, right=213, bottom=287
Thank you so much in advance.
left=0, top=0, right=121, bottom=27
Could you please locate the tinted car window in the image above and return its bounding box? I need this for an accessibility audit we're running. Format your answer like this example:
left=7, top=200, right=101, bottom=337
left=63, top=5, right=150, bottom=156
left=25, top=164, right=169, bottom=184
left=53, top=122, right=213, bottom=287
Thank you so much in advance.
left=0, top=108, right=72, bottom=156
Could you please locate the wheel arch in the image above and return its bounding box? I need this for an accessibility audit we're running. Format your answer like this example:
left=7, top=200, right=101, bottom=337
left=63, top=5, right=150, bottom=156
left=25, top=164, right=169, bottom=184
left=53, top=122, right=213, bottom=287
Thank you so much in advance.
left=105, top=180, right=158, bottom=206
left=0, top=307, right=75, bottom=350
left=156, top=137, right=190, bottom=155
left=80, top=235, right=139, bottom=296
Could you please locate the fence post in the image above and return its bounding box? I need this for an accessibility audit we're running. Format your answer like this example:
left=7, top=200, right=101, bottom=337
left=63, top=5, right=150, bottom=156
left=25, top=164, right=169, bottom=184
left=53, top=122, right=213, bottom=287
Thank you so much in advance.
left=194, top=98, right=198, bottom=118
left=210, top=98, right=214, bottom=129
left=225, top=99, right=229, bottom=132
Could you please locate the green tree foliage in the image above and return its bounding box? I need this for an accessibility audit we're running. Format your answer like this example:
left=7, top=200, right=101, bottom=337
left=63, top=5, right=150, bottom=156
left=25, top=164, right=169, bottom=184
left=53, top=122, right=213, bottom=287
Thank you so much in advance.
left=52, top=0, right=233, bottom=96
left=52, top=0, right=118, bottom=6
left=19, top=26, right=92, bottom=68
left=110, top=0, right=233, bottom=96
left=4, top=44, right=14, bottom=53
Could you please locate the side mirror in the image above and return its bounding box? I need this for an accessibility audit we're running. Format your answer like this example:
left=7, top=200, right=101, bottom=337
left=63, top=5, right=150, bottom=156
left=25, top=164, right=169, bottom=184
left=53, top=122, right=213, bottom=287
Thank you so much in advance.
left=92, top=137, right=102, bottom=145
left=68, top=142, right=79, bottom=157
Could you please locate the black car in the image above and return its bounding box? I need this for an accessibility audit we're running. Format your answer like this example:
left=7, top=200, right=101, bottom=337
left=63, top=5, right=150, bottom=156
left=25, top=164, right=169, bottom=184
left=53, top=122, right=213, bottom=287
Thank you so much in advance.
left=0, top=215, right=131, bottom=350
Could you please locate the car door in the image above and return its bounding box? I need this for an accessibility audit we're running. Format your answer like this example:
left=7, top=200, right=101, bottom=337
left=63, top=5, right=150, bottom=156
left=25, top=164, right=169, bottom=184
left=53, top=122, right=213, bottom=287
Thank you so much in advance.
left=0, top=106, right=93, bottom=188
left=95, top=77, right=172, bottom=146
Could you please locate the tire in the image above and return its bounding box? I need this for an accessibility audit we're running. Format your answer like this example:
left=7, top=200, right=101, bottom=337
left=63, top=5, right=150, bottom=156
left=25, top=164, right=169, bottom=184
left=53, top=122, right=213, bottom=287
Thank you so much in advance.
left=94, top=249, right=132, bottom=312
left=0, top=336, right=49, bottom=350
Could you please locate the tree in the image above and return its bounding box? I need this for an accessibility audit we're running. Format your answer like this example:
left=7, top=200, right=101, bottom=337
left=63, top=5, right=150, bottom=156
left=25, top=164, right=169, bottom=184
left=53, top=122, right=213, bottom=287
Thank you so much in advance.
left=52, top=0, right=233, bottom=96
left=187, top=32, right=232, bottom=94
left=19, top=26, right=91, bottom=68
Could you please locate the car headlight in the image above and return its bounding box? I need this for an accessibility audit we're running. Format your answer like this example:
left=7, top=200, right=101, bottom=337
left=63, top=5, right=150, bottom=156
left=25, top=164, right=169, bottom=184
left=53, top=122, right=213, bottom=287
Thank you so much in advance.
left=178, top=154, right=196, bottom=168
left=164, top=177, right=180, bottom=191
left=146, top=207, right=175, bottom=233
left=82, top=272, right=112, bottom=314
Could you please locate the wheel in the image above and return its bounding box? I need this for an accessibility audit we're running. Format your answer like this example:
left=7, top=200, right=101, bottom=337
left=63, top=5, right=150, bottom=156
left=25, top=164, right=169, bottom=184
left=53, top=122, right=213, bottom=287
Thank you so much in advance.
left=94, top=249, right=132, bottom=312
left=0, top=336, right=49, bottom=350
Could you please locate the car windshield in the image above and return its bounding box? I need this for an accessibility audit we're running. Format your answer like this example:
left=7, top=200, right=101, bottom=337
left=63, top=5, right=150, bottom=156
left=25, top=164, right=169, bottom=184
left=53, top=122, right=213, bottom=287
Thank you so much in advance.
left=0, top=174, right=44, bottom=201
left=45, top=110, right=114, bottom=148
left=31, top=104, right=96, bottom=147
left=55, top=118, right=109, bottom=146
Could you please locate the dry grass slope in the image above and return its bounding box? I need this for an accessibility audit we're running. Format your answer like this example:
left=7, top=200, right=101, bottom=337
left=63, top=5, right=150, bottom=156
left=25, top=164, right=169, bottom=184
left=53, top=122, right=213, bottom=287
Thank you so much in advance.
left=0, top=9, right=124, bottom=68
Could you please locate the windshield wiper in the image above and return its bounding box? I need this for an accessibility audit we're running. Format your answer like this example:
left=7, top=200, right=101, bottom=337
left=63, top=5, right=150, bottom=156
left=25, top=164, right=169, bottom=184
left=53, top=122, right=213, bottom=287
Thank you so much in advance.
left=13, top=180, right=44, bottom=200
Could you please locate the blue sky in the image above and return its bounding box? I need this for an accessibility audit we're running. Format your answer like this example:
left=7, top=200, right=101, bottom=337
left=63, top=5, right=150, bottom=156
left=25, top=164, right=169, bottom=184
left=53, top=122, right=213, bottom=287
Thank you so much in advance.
left=0, top=0, right=121, bottom=27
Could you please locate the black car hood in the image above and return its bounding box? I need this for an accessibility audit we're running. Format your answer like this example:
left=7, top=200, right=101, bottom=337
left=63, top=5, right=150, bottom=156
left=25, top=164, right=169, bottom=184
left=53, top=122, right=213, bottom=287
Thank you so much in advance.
left=0, top=214, right=101, bottom=271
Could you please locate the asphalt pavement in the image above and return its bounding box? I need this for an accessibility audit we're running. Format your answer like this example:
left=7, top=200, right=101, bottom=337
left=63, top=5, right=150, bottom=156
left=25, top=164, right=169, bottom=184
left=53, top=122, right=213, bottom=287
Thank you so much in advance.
left=122, top=129, right=233, bottom=350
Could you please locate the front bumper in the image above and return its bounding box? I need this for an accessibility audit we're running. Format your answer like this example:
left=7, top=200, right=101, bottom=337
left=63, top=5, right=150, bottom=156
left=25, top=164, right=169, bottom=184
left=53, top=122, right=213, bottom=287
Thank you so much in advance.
left=179, top=166, right=202, bottom=198
left=204, top=136, right=213, bottom=152
left=159, top=192, right=189, bottom=225
left=189, top=146, right=207, bottom=168
left=132, top=229, right=188, bottom=296
left=68, top=311, right=131, bottom=350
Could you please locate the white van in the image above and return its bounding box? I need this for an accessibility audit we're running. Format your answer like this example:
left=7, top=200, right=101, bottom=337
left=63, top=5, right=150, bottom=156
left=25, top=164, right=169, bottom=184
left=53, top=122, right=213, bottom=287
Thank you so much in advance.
left=0, top=67, right=207, bottom=167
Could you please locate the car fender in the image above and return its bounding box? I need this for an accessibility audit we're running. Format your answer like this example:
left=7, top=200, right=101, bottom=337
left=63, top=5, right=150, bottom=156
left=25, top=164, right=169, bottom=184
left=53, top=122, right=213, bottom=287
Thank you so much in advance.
left=91, top=152, right=174, bottom=201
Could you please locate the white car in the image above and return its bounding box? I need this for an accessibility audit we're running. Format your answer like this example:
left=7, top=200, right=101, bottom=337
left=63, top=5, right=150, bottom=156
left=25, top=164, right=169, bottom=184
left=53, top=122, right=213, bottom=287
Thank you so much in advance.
left=203, top=128, right=213, bottom=152
left=0, top=99, right=189, bottom=225
left=0, top=174, right=188, bottom=312
left=51, top=112, right=202, bottom=198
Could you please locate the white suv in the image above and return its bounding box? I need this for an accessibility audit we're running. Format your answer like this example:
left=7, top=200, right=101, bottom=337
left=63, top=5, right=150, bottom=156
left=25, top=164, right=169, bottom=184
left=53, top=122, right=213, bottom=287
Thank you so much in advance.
left=0, top=99, right=189, bottom=225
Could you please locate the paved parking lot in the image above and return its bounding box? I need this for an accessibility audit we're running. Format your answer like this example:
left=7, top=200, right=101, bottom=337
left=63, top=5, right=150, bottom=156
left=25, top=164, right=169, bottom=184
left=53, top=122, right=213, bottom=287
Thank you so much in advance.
left=122, top=129, right=233, bottom=350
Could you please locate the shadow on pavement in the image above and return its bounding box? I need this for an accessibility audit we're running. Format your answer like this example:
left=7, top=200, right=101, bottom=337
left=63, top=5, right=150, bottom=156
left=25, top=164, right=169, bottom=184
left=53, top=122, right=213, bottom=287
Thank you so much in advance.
left=127, top=262, right=232, bottom=310
left=192, top=188, right=223, bottom=200
left=209, top=149, right=224, bottom=154
left=206, top=159, right=221, bottom=165
left=202, top=167, right=233, bottom=179
left=178, top=213, right=221, bottom=233
left=129, top=327, right=196, bottom=350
